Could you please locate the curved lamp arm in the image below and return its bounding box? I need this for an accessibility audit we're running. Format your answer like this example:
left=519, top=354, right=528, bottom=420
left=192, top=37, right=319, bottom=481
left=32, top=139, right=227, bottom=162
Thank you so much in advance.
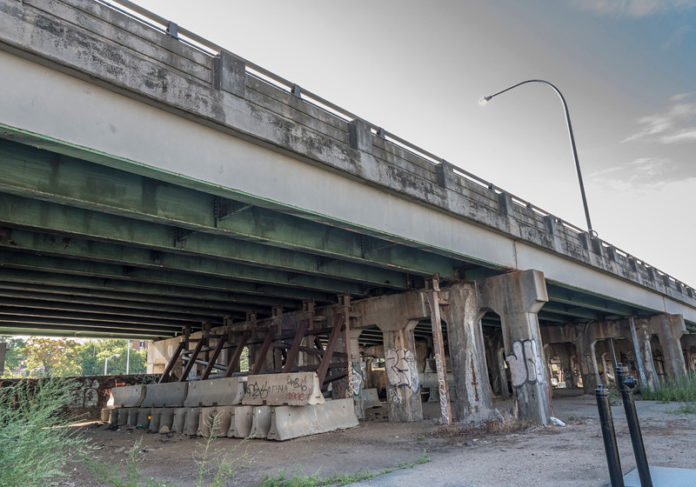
left=481, top=80, right=596, bottom=237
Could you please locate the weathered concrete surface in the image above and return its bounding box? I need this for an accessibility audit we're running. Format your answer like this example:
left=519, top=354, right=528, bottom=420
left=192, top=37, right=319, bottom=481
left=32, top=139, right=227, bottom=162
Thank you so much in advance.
left=184, top=377, right=245, bottom=407
left=148, top=408, right=163, bottom=433
left=198, top=406, right=235, bottom=438
left=135, top=408, right=150, bottom=429
left=110, top=385, right=146, bottom=408
left=648, top=314, right=687, bottom=380
left=249, top=405, right=272, bottom=439
left=478, top=270, right=551, bottom=425
left=243, top=373, right=324, bottom=406
left=141, top=382, right=188, bottom=408
left=228, top=405, right=253, bottom=438
left=183, top=407, right=200, bottom=436
left=441, top=282, right=493, bottom=422
left=158, top=408, right=175, bottom=432
left=267, top=398, right=358, bottom=441
left=171, top=407, right=188, bottom=434
left=356, top=292, right=428, bottom=422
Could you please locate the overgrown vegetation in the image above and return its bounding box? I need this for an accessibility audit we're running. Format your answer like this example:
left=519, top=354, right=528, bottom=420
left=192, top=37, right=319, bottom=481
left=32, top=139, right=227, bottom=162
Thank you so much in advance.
left=640, top=372, right=696, bottom=403
left=639, top=372, right=696, bottom=414
left=257, top=452, right=431, bottom=487
left=0, top=378, right=91, bottom=487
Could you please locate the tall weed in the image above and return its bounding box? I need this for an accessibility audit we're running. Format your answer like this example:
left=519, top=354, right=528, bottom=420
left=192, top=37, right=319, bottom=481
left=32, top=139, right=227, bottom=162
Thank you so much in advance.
left=0, top=379, right=90, bottom=487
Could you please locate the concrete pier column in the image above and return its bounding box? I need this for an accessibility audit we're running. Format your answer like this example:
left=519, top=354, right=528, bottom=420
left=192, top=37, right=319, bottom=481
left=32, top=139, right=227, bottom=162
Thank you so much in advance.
left=648, top=314, right=687, bottom=381
left=574, top=323, right=599, bottom=394
left=496, top=347, right=511, bottom=397
left=477, top=270, right=550, bottom=425
left=380, top=320, right=423, bottom=422
left=441, top=282, right=492, bottom=421
left=636, top=318, right=660, bottom=390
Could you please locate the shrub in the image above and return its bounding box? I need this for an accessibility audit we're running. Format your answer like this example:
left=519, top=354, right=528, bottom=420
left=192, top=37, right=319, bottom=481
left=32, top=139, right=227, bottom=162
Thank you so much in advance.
left=0, top=378, right=90, bottom=487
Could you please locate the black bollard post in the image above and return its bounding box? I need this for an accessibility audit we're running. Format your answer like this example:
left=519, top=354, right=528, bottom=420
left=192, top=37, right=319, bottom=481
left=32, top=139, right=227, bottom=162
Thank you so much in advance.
left=616, top=365, right=653, bottom=487
left=596, top=386, right=625, bottom=487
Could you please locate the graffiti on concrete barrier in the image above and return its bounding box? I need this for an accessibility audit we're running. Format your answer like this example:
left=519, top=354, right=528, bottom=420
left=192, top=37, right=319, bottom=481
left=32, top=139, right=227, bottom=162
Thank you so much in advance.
left=506, top=339, right=545, bottom=387
left=385, top=348, right=419, bottom=394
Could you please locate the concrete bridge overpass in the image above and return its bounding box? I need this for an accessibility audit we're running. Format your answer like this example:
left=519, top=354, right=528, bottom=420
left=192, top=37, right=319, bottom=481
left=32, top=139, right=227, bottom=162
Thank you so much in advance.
left=0, top=0, right=694, bottom=425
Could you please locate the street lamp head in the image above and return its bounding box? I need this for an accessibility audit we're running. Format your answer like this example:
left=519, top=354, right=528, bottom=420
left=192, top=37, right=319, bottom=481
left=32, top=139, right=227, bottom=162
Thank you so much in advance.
left=478, top=95, right=492, bottom=106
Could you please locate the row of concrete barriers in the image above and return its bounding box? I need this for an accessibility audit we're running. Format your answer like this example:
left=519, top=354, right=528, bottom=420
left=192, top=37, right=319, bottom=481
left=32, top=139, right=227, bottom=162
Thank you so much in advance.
left=102, top=372, right=358, bottom=441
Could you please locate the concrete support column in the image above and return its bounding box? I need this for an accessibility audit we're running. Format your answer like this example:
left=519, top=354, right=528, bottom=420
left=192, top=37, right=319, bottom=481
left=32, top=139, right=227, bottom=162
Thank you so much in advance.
left=381, top=320, right=423, bottom=422
left=648, top=314, right=687, bottom=381
left=441, top=282, right=492, bottom=421
left=477, top=270, right=550, bottom=425
left=636, top=319, right=660, bottom=390
left=496, top=347, right=511, bottom=397
left=574, top=323, right=599, bottom=394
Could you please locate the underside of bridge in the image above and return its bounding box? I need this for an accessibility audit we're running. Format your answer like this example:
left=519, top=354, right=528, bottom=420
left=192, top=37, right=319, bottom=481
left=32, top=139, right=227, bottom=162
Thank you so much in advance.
left=1, top=0, right=695, bottom=432
left=1, top=135, right=675, bottom=340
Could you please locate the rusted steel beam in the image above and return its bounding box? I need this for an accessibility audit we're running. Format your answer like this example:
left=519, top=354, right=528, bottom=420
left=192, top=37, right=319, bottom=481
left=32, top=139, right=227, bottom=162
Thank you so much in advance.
left=224, top=331, right=251, bottom=377
left=201, top=336, right=226, bottom=379
left=426, top=276, right=452, bottom=425
left=180, top=323, right=210, bottom=382
left=158, top=340, right=185, bottom=384
left=341, top=295, right=353, bottom=399
left=317, top=313, right=344, bottom=385
left=252, top=325, right=276, bottom=375
left=282, top=318, right=309, bottom=373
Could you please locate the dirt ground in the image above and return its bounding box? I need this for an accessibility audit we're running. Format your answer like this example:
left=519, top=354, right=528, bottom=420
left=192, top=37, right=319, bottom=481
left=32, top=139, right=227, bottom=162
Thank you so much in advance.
left=57, top=394, right=696, bottom=487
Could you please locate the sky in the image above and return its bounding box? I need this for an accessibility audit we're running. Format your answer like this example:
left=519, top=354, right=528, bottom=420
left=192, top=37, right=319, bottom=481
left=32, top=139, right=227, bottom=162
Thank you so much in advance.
left=134, top=0, right=696, bottom=286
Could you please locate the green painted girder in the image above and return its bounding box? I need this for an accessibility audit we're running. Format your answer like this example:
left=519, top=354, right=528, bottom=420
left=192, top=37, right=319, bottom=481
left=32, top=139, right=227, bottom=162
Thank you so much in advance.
left=0, top=298, right=226, bottom=324
left=541, top=303, right=599, bottom=320
left=0, top=269, right=299, bottom=308
left=0, top=253, right=335, bottom=302
left=0, top=307, right=211, bottom=329
left=0, top=140, right=457, bottom=276
left=536, top=311, right=570, bottom=324
left=0, top=193, right=406, bottom=290
left=0, top=287, right=240, bottom=317
left=547, top=284, right=637, bottom=316
left=0, top=325, right=165, bottom=339
left=0, top=228, right=369, bottom=295
left=0, top=315, right=181, bottom=335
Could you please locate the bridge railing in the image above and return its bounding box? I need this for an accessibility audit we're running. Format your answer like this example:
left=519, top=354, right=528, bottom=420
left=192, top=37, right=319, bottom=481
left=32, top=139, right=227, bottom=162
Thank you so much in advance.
left=86, top=0, right=693, bottom=301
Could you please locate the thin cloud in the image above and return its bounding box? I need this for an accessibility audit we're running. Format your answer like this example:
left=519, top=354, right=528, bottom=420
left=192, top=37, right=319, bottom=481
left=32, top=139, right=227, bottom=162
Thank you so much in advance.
left=590, top=157, right=692, bottom=189
left=570, top=0, right=696, bottom=17
left=623, top=94, right=696, bottom=145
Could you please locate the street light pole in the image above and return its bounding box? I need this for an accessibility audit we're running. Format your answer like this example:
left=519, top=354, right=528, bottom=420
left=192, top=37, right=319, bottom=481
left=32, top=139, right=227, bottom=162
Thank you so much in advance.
left=480, top=79, right=596, bottom=237
left=104, top=353, right=120, bottom=375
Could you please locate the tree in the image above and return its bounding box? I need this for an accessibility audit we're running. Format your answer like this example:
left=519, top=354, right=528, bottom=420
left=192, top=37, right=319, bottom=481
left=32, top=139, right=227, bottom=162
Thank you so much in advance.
left=77, top=339, right=147, bottom=376
left=0, top=337, right=26, bottom=376
left=22, top=337, right=81, bottom=377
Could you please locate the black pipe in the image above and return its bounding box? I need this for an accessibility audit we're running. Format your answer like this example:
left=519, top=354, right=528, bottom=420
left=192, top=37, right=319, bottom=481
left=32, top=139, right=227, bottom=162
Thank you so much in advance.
left=616, top=365, right=653, bottom=487
left=596, top=386, right=625, bottom=487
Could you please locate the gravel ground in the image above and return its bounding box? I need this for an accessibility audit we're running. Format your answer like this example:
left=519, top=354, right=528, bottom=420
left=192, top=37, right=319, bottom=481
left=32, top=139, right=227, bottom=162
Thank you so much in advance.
left=59, top=395, right=696, bottom=487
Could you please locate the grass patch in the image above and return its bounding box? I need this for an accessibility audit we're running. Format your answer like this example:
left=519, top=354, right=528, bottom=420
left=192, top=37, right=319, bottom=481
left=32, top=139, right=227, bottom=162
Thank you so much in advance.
left=640, top=373, right=696, bottom=403
left=0, top=378, right=91, bottom=487
left=258, top=451, right=431, bottom=486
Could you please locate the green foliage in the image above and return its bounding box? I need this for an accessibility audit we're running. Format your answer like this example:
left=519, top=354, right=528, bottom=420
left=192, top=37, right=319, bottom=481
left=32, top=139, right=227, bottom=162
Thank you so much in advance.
left=80, top=340, right=147, bottom=376
left=0, top=378, right=91, bottom=487
left=87, top=440, right=168, bottom=487
left=22, top=337, right=81, bottom=376
left=640, top=372, right=696, bottom=403
left=194, top=413, right=243, bottom=487
left=1, top=337, right=26, bottom=375
left=257, top=469, right=373, bottom=487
